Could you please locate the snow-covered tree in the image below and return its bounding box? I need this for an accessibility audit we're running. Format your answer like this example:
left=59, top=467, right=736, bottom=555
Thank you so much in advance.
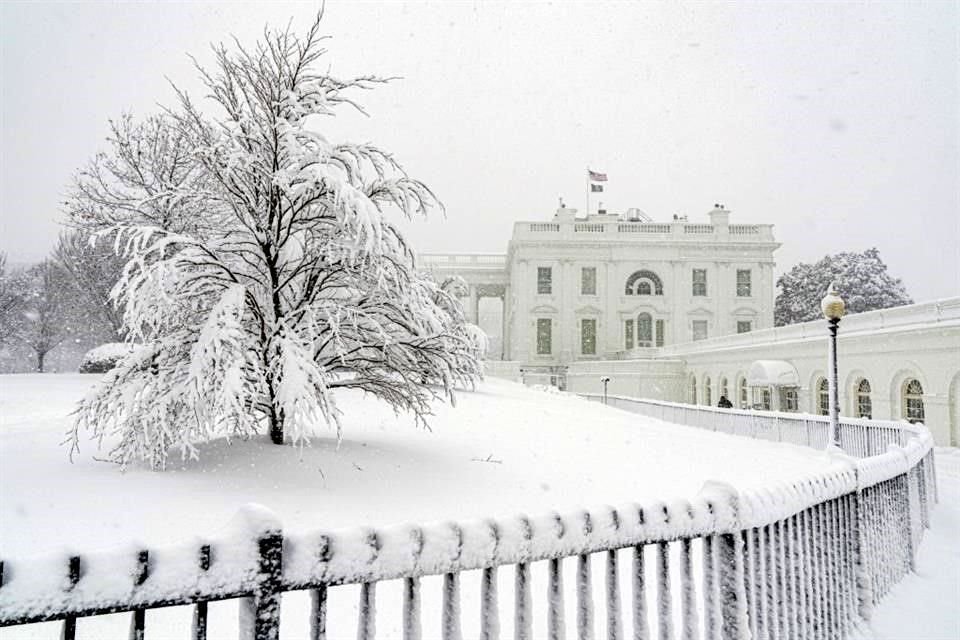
left=0, top=253, right=23, bottom=345
left=8, top=260, right=78, bottom=372
left=54, top=231, right=126, bottom=341
left=775, top=248, right=913, bottom=326
left=65, top=112, right=212, bottom=236
left=70, top=14, right=483, bottom=469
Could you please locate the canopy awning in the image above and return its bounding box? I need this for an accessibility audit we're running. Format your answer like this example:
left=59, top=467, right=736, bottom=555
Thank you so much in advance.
left=747, top=360, right=800, bottom=387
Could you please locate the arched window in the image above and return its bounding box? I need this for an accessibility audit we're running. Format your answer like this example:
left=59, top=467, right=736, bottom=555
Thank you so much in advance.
left=903, top=379, right=924, bottom=423
left=738, top=377, right=747, bottom=408
left=704, top=376, right=712, bottom=406
left=719, top=377, right=729, bottom=400
left=816, top=378, right=829, bottom=416
left=625, top=270, right=664, bottom=296
left=690, top=376, right=698, bottom=404
left=856, top=379, right=872, bottom=419
left=637, top=313, right=653, bottom=346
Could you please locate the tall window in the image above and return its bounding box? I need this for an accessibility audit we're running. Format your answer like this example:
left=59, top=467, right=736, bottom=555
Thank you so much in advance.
left=581, top=267, right=597, bottom=295
left=537, top=267, right=552, bottom=294
left=816, top=377, right=829, bottom=416
left=720, top=377, right=728, bottom=399
left=536, top=318, right=552, bottom=354
left=637, top=313, right=653, bottom=346
left=704, top=376, right=712, bottom=406
left=739, top=377, right=748, bottom=408
left=692, top=269, right=707, bottom=296
left=737, top=321, right=752, bottom=334
left=692, top=320, right=708, bottom=341
left=581, top=319, right=597, bottom=355
left=856, top=379, right=872, bottom=419
left=655, top=319, right=665, bottom=347
left=736, top=270, right=752, bottom=297
left=624, top=319, right=634, bottom=350
left=903, top=379, right=924, bottom=423
left=690, top=377, right=697, bottom=404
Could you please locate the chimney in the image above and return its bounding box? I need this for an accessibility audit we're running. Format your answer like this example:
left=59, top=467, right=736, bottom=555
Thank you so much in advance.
left=708, top=203, right=729, bottom=230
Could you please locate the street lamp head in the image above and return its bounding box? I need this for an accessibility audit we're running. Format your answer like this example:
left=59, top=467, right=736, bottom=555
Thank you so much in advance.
left=600, top=376, right=611, bottom=383
left=820, top=282, right=846, bottom=320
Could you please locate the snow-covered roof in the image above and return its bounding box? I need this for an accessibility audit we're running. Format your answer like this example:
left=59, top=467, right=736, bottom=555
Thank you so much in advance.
left=747, top=359, right=800, bottom=387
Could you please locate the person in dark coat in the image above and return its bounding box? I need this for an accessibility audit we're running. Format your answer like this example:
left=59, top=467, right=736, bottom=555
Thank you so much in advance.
left=717, top=395, right=733, bottom=408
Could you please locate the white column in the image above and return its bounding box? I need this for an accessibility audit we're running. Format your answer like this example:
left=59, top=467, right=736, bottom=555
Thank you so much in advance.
left=501, top=285, right=511, bottom=360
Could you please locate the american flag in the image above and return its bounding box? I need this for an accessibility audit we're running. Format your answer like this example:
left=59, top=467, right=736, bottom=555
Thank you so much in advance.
left=588, top=169, right=608, bottom=182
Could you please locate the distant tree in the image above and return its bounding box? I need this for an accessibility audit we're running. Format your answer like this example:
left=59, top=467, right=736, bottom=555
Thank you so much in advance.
left=0, top=253, right=23, bottom=344
left=9, top=260, right=78, bottom=372
left=53, top=230, right=126, bottom=341
left=70, top=14, right=483, bottom=469
left=775, top=248, right=913, bottom=326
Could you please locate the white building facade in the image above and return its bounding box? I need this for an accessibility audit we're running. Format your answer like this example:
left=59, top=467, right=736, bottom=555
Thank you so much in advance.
left=422, top=205, right=960, bottom=446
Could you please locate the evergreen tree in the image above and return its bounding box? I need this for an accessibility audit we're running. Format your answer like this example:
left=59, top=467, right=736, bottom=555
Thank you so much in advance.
left=775, top=248, right=912, bottom=326
left=69, top=14, right=483, bottom=469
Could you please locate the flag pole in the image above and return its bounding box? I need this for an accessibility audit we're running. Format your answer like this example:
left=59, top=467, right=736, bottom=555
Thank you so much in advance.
left=585, top=165, right=590, bottom=216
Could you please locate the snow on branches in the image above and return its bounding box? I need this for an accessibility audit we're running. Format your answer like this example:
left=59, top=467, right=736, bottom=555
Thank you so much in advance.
left=774, top=248, right=913, bottom=326
left=69, top=14, right=483, bottom=470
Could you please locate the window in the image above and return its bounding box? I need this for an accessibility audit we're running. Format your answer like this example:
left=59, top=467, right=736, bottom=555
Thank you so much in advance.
left=816, top=377, right=829, bottom=416
left=537, top=267, right=552, bottom=294
left=739, top=377, right=748, bottom=408
left=736, top=270, right=752, bottom=297
left=637, top=313, right=653, bottom=346
left=780, top=387, right=799, bottom=412
left=581, top=319, right=597, bottom=355
left=624, top=319, right=634, bottom=350
left=720, top=377, right=729, bottom=399
left=625, top=270, right=663, bottom=295
left=737, top=321, right=752, bottom=334
left=581, top=267, right=597, bottom=295
left=692, top=269, right=707, bottom=296
left=856, top=379, right=872, bottom=419
left=704, top=377, right=712, bottom=406
left=690, top=377, right=697, bottom=404
left=536, top=318, right=552, bottom=354
left=903, top=379, right=924, bottom=423
left=692, top=320, right=708, bottom=341
left=655, top=319, right=665, bottom=347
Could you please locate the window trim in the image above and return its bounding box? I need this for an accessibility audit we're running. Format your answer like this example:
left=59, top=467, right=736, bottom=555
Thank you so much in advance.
left=692, top=269, right=707, bottom=297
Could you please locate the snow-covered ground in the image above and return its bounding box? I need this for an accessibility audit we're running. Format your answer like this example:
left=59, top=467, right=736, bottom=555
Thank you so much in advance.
left=0, top=374, right=955, bottom=638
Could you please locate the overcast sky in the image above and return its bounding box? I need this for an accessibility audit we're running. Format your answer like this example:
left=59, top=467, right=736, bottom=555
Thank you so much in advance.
left=1, top=1, right=957, bottom=301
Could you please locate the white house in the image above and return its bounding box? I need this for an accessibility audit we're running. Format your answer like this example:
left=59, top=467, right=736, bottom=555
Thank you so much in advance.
left=422, top=205, right=960, bottom=446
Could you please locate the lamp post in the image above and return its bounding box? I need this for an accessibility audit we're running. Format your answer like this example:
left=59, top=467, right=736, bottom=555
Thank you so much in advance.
left=820, top=282, right=845, bottom=450
left=600, top=376, right=611, bottom=405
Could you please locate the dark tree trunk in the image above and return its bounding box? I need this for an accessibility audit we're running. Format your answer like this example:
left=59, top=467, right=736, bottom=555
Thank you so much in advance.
left=36, top=350, right=46, bottom=373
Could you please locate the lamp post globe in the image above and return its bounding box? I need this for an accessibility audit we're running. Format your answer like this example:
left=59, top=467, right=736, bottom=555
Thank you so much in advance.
left=821, top=282, right=845, bottom=449
left=821, top=282, right=846, bottom=320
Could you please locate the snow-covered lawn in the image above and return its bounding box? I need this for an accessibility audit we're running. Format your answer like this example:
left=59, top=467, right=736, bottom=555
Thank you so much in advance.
left=0, top=373, right=955, bottom=638
left=0, top=374, right=843, bottom=559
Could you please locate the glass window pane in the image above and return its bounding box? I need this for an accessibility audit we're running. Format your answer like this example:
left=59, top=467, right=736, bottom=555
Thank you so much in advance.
left=692, top=320, right=708, bottom=341
left=637, top=313, right=652, bottom=344
left=737, top=321, right=752, bottom=334
left=537, top=267, right=552, bottom=294
left=736, top=269, right=752, bottom=297
left=655, top=319, right=665, bottom=347
left=536, top=318, right=552, bottom=354
left=581, top=319, right=596, bottom=355
left=581, top=267, right=596, bottom=295
left=692, top=269, right=707, bottom=296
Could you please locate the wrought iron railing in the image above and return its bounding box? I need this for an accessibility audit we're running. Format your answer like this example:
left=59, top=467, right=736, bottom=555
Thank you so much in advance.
left=0, top=400, right=936, bottom=639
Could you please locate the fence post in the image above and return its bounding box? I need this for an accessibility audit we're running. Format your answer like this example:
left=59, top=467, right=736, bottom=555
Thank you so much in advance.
left=851, top=471, right=872, bottom=623
left=238, top=509, right=284, bottom=640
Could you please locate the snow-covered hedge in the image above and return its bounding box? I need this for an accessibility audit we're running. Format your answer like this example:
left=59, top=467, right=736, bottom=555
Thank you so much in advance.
left=78, top=343, right=141, bottom=374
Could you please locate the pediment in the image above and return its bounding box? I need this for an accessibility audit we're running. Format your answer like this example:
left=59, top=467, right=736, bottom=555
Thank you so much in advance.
left=530, top=304, right=559, bottom=314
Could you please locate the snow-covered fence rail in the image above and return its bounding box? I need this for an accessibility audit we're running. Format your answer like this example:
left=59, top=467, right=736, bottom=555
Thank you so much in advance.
left=583, top=394, right=918, bottom=459
left=0, top=418, right=937, bottom=639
